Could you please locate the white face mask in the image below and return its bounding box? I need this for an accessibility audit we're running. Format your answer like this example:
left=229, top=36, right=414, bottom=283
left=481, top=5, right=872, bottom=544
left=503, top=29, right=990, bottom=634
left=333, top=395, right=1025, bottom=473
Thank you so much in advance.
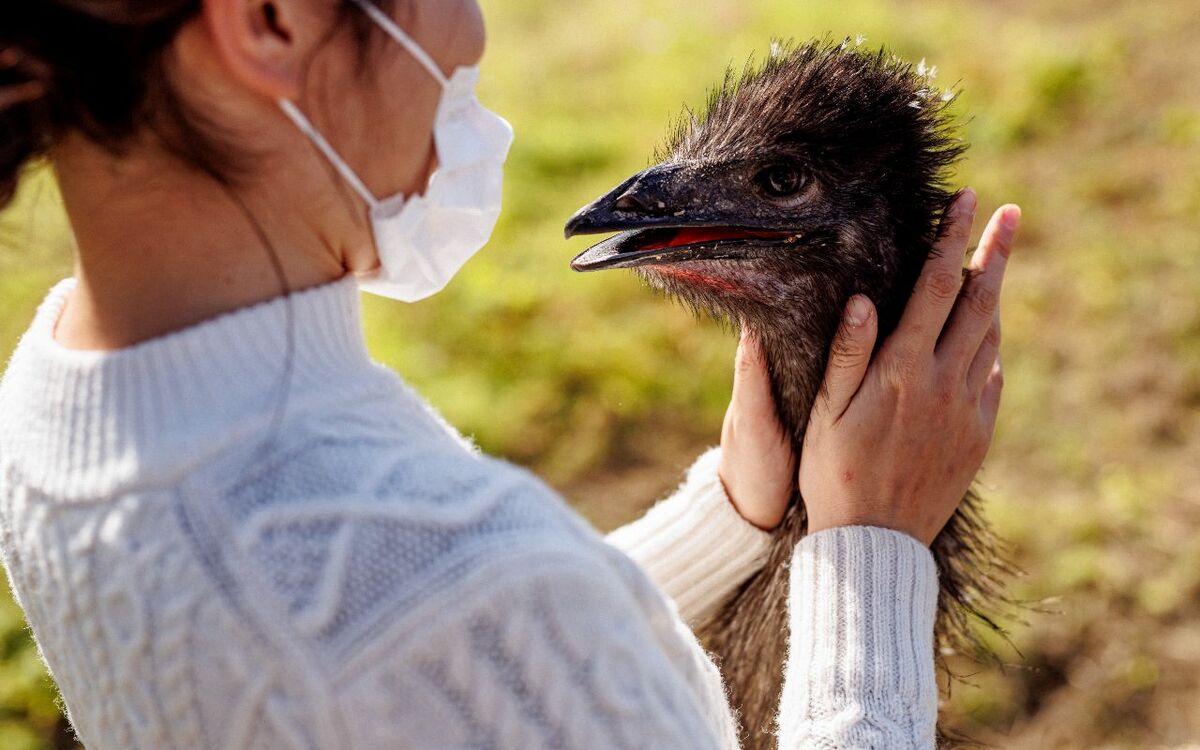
left=279, top=0, right=514, bottom=302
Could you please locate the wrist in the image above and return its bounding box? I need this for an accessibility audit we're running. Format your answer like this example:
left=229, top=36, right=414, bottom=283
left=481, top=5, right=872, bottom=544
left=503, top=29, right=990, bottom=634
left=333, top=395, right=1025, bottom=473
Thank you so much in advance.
left=806, top=510, right=932, bottom=546
left=807, top=519, right=923, bottom=545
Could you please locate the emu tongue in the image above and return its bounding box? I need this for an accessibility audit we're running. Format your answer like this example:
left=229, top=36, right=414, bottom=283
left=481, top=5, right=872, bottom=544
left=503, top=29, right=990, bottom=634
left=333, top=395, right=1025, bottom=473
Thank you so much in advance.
left=638, top=227, right=794, bottom=252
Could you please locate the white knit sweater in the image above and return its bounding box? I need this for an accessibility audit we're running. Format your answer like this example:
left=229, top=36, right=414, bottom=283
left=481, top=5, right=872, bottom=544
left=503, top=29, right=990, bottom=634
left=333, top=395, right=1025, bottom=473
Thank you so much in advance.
left=0, top=276, right=939, bottom=749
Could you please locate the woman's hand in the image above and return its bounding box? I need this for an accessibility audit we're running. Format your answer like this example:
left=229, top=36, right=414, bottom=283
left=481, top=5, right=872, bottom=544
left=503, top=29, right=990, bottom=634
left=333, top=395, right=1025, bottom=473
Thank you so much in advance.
left=799, top=190, right=1020, bottom=545
left=718, top=332, right=796, bottom=531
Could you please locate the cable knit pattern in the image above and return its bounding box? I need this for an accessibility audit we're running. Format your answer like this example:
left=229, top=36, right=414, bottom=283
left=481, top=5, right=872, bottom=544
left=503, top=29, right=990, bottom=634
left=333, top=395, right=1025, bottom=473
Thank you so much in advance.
left=0, top=276, right=939, bottom=749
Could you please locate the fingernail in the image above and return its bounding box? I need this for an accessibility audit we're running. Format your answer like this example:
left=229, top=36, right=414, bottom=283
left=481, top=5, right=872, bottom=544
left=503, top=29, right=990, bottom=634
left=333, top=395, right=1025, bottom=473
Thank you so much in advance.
left=1002, top=204, right=1021, bottom=230
left=846, top=296, right=870, bottom=327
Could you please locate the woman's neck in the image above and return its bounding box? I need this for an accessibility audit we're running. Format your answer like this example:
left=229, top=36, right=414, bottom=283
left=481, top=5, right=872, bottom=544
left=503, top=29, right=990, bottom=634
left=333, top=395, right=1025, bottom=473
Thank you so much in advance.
left=49, top=133, right=366, bottom=351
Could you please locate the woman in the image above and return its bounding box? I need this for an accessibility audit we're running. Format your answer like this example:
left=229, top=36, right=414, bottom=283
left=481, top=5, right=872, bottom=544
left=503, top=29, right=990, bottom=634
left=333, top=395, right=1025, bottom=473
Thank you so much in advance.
left=0, top=0, right=1018, bottom=748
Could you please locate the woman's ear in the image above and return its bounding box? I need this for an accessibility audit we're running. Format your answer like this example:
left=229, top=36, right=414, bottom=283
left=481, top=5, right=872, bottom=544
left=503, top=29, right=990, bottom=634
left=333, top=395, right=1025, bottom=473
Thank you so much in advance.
left=202, top=0, right=315, bottom=99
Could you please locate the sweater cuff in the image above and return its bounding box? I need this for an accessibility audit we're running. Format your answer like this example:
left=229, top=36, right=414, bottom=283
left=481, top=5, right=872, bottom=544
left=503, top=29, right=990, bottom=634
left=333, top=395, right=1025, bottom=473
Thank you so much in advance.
left=605, top=448, right=772, bottom=625
left=780, top=526, right=939, bottom=744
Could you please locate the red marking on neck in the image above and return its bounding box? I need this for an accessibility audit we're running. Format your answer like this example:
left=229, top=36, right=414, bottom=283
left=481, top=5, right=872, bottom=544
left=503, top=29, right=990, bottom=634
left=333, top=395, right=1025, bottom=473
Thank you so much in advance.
left=656, top=266, right=742, bottom=294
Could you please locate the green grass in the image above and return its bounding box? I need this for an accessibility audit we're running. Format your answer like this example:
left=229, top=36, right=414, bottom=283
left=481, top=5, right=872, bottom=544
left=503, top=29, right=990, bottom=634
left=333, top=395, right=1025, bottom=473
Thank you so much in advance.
left=3, top=0, right=1200, bottom=746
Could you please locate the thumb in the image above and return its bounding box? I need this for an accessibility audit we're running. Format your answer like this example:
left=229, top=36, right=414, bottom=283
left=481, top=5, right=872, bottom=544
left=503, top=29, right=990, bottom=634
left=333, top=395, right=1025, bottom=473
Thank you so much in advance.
left=816, top=295, right=878, bottom=420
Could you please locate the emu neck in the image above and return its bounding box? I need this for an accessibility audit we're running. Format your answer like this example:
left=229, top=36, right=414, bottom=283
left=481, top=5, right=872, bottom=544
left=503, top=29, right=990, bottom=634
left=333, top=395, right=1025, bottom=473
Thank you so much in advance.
left=753, top=303, right=844, bottom=456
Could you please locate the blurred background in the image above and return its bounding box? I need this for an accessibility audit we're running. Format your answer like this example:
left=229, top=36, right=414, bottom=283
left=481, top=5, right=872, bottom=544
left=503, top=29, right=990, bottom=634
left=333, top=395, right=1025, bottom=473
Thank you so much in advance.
left=2, top=0, right=1198, bottom=747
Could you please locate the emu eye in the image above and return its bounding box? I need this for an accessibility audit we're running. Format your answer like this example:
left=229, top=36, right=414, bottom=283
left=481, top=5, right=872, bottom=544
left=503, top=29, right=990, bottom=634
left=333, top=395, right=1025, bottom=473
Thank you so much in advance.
left=756, top=165, right=804, bottom=198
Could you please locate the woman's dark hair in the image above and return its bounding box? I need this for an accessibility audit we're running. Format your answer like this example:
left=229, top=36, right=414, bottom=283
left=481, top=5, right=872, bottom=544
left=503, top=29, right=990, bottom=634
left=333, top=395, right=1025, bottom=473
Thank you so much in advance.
left=0, top=0, right=383, bottom=208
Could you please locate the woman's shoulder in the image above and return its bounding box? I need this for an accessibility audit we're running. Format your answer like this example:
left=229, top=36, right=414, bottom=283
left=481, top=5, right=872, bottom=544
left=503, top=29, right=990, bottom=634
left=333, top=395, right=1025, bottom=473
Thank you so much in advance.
left=190, top=421, right=613, bottom=649
left=209, top=408, right=587, bottom=540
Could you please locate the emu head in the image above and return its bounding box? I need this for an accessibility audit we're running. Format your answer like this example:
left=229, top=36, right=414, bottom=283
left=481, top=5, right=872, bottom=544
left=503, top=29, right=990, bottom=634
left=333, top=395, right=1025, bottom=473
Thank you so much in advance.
left=566, top=41, right=965, bottom=431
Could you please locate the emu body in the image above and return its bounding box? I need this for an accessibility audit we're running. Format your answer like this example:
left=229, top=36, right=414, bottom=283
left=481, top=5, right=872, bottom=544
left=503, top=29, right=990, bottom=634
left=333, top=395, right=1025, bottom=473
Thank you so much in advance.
left=566, top=41, right=1009, bottom=748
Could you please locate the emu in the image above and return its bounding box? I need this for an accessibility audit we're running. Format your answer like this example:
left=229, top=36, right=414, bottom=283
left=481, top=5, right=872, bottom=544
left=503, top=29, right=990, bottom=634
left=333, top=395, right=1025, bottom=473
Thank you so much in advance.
left=565, top=40, right=1010, bottom=748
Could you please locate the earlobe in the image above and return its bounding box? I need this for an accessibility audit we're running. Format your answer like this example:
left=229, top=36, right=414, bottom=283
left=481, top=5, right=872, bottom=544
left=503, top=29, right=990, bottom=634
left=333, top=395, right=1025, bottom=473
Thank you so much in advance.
left=202, top=0, right=304, bottom=99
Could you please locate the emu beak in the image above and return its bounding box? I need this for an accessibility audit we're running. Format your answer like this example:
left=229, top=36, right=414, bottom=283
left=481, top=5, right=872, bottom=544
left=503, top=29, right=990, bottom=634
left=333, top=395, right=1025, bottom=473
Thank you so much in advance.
left=565, top=163, right=802, bottom=272
left=565, top=164, right=696, bottom=239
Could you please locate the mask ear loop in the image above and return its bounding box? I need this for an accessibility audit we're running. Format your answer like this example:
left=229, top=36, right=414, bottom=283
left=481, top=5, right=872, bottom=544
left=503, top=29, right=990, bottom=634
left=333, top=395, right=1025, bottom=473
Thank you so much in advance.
left=278, top=100, right=379, bottom=210
left=276, top=0, right=451, bottom=207
left=348, top=0, right=449, bottom=87
left=277, top=102, right=446, bottom=293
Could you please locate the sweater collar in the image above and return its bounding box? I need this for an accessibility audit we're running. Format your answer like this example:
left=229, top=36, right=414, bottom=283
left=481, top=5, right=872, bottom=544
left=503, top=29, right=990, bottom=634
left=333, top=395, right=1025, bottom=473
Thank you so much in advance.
left=0, top=275, right=382, bottom=499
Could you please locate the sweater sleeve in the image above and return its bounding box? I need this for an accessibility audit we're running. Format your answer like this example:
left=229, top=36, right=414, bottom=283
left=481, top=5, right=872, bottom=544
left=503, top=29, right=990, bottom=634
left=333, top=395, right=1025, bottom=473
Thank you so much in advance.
left=778, top=526, right=940, bottom=749
left=605, top=447, right=772, bottom=625
left=337, top=545, right=739, bottom=750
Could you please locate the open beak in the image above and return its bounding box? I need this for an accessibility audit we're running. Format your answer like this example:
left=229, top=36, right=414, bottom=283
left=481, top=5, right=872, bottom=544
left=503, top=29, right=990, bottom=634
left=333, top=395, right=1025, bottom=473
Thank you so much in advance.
left=564, top=163, right=802, bottom=272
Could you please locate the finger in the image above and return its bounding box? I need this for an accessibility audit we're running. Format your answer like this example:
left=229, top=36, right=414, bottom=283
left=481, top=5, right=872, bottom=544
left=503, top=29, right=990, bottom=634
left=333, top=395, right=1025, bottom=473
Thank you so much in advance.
left=814, top=295, right=878, bottom=421
left=980, top=357, right=1004, bottom=434
left=730, top=330, right=780, bottom=428
left=939, top=204, right=1020, bottom=370
left=889, top=189, right=977, bottom=356
left=966, top=308, right=1001, bottom=393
